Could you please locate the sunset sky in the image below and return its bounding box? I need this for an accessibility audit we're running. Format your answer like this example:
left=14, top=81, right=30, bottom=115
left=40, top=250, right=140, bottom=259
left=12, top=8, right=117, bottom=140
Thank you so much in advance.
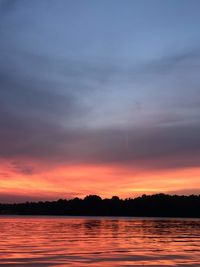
left=0, top=0, right=200, bottom=203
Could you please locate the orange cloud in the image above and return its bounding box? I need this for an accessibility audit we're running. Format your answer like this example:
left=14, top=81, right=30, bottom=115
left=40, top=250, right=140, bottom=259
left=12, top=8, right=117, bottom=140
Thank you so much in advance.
left=0, top=159, right=200, bottom=202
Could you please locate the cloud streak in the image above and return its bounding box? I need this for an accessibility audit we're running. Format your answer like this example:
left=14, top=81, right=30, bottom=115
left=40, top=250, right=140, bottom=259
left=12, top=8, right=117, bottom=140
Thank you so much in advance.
left=0, top=45, right=200, bottom=171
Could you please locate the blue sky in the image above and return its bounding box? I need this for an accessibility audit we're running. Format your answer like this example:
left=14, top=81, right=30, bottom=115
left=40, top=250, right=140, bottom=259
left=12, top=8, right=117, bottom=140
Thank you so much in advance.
left=0, top=0, right=200, bottom=201
left=1, top=0, right=200, bottom=161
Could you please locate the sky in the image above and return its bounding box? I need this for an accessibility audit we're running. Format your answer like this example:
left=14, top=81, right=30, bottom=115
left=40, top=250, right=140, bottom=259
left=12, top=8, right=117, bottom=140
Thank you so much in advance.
left=0, top=0, right=200, bottom=203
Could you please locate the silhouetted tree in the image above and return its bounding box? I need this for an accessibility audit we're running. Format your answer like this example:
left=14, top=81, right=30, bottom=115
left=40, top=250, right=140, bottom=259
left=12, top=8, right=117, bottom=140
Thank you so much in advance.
left=0, top=194, right=200, bottom=217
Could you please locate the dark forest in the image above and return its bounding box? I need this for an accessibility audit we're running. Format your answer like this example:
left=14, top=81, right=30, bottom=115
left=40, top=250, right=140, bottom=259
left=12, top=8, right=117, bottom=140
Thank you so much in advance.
left=1, top=194, right=200, bottom=218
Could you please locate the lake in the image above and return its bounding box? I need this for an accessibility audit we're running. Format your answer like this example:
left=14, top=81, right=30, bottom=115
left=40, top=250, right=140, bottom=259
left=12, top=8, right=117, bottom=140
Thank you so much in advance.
left=0, top=216, right=200, bottom=266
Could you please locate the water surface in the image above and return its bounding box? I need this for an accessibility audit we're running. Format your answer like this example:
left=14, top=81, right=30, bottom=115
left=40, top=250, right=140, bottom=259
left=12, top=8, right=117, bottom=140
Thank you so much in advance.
left=0, top=216, right=200, bottom=266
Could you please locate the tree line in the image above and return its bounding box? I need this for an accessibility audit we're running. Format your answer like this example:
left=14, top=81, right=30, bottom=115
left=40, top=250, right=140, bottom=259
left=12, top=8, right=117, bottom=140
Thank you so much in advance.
left=0, top=193, right=200, bottom=217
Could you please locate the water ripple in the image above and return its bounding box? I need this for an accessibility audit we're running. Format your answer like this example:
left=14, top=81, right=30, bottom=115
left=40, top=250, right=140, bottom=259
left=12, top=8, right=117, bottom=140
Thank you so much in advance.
left=0, top=216, right=200, bottom=266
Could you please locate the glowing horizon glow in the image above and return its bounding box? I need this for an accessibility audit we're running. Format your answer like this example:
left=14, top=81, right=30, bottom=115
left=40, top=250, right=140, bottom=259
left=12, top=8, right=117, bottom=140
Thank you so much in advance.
left=0, top=160, right=200, bottom=202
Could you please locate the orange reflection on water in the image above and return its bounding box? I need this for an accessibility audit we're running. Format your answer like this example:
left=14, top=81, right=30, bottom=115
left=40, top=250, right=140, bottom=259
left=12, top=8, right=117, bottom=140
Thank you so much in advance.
left=0, top=216, right=200, bottom=266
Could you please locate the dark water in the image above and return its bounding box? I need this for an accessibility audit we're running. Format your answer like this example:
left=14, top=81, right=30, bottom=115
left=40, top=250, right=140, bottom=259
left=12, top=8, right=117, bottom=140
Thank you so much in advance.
left=0, top=216, right=200, bottom=267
